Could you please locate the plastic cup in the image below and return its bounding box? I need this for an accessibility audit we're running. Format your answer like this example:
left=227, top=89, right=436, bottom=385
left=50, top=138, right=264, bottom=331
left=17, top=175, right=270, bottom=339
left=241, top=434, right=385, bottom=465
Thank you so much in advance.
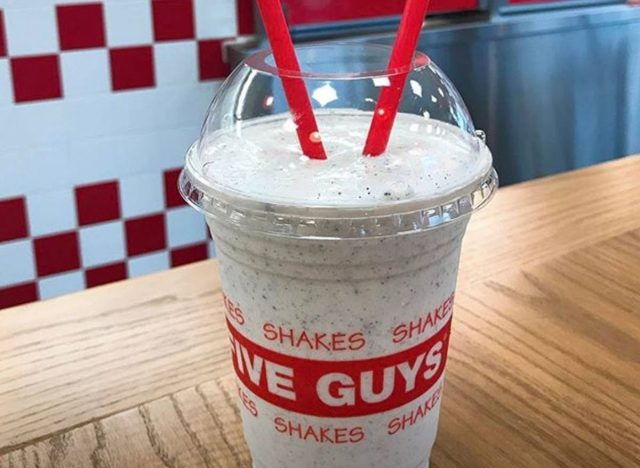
left=180, top=43, right=497, bottom=468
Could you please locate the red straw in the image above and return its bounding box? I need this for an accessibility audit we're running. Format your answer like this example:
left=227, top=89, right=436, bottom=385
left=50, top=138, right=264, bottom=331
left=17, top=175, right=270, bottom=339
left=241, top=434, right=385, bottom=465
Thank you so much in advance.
left=363, top=0, right=431, bottom=157
left=255, top=0, right=327, bottom=160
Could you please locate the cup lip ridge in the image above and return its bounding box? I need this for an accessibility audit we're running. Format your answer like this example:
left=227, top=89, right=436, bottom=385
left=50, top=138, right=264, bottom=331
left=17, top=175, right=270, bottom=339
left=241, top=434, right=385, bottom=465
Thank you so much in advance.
left=244, top=42, right=430, bottom=80
left=179, top=146, right=498, bottom=239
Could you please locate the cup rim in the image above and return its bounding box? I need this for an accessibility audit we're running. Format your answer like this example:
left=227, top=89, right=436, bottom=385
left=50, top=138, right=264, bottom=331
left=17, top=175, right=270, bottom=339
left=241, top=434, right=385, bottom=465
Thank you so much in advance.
left=244, top=42, right=430, bottom=80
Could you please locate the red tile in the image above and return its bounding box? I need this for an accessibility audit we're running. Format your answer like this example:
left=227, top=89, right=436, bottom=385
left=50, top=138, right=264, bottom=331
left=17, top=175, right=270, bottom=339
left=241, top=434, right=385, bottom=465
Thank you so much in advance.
left=0, top=10, right=7, bottom=57
left=85, top=261, right=127, bottom=288
left=57, top=3, right=106, bottom=51
left=0, top=197, right=29, bottom=242
left=170, top=242, right=207, bottom=267
left=75, top=181, right=120, bottom=226
left=10, top=56, right=63, bottom=103
left=198, top=39, right=229, bottom=80
left=34, top=231, right=81, bottom=277
left=152, top=0, right=195, bottom=41
left=109, top=46, right=155, bottom=91
left=163, top=168, right=186, bottom=208
left=125, top=214, right=166, bottom=256
left=0, top=282, right=38, bottom=309
left=236, top=0, right=255, bottom=35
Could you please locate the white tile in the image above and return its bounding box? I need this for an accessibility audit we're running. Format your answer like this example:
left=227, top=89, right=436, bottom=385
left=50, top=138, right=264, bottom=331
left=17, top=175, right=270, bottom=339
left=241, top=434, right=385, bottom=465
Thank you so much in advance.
left=0, top=150, right=30, bottom=199
left=60, top=84, right=216, bottom=146
left=0, top=86, right=212, bottom=198
left=0, top=146, right=74, bottom=202
left=52, top=86, right=217, bottom=187
left=26, top=188, right=77, bottom=237
left=120, top=172, right=164, bottom=218
left=208, top=240, right=216, bottom=258
left=5, top=7, right=58, bottom=56
left=7, top=0, right=56, bottom=3
left=194, top=0, right=237, bottom=39
left=79, top=220, right=125, bottom=268
left=0, top=60, right=12, bottom=107
left=147, top=83, right=219, bottom=130
left=66, top=137, right=122, bottom=187
left=67, top=127, right=199, bottom=187
left=123, top=86, right=200, bottom=130
left=118, top=125, right=198, bottom=174
left=104, top=0, right=153, bottom=47
left=61, top=93, right=128, bottom=141
left=100, top=134, right=161, bottom=180
left=1, top=99, right=66, bottom=152
left=64, top=91, right=159, bottom=141
left=60, top=49, right=110, bottom=97
left=28, top=146, right=73, bottom=193
left=0, top=239, right=36, bottom=288
left=154, top=42, right=198, bottom=86
left=153, top=125, right=202, bottom=170
left=62, top=93, right=181, bottom=177
left=38, top=270, right=84, bottom=299
left=20, top=0, right=92, bottom=4
left=29, top=146, right=71, bottom=187
left=166, top=206, right=207, bottom=248
left=51, top=0, right=94, bottom=3
left=128, top=251, right=169, bottom=277
left=16, top=146, right=73, bottom=195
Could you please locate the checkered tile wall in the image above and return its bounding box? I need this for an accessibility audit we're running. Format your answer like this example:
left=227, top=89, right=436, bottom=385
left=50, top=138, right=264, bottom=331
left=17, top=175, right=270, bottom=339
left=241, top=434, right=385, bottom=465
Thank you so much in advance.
left=0, top=0, right=254, bottom=309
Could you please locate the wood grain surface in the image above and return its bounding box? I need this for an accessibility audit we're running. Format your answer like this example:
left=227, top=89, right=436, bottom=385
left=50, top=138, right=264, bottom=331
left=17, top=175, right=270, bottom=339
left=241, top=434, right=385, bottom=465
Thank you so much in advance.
left=1, top=155, right=639, bottom=467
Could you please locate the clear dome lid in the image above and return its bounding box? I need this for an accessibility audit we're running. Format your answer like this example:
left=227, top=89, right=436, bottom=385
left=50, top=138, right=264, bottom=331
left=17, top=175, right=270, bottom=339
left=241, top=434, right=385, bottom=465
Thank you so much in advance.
left=180, top=43, right=497, bottom=238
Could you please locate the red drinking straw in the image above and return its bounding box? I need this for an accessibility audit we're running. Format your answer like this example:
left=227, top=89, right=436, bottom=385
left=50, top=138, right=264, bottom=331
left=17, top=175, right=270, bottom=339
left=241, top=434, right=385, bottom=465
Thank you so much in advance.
left=255, top=0, right=327, bottom=160
left=363, top=0, right=431, bottom=157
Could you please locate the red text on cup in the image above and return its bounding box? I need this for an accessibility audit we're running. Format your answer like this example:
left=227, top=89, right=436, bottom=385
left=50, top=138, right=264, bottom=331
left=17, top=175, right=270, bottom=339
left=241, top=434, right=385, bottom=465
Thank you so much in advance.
left=227, top=317, right=451, bottom=417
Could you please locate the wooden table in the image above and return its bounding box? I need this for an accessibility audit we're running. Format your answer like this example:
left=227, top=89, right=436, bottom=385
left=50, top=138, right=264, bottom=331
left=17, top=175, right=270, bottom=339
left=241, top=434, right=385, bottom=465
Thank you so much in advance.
left=2, top=156, right=639, bottom=468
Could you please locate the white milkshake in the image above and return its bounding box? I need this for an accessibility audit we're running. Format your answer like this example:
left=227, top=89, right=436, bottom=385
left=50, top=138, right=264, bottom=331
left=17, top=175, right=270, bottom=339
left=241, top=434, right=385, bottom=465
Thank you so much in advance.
left=180, top=110, right=497, bottom=468
left=195, top=111, right=491, bottom=207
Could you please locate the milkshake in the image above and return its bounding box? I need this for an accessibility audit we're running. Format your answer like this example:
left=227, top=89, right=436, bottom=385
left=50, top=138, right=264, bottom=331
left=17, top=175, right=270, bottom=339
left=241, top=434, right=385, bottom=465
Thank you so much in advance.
left=180, top=42, right=497, bottom=467
left=181, top=109, right=496, bottom=467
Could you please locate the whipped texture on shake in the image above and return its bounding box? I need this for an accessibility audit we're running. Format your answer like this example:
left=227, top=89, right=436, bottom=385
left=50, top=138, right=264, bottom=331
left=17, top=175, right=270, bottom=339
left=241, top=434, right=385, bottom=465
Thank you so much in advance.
left=195, top=110, right=492, bottom=206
